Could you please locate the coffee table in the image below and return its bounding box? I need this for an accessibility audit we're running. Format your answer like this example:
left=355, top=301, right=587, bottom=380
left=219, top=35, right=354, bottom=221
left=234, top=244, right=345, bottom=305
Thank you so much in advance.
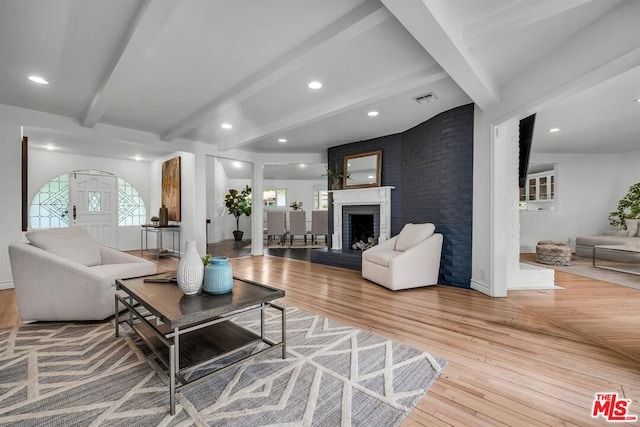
left=593, top=244, right=640, bottom=276
left=115, top=273, right=286, bottom=415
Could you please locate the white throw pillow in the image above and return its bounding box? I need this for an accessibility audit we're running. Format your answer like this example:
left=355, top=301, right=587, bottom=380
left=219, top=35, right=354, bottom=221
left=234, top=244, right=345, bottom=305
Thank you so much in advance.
left=395, top=223, right=436, bottom=252
left=26, top=227, right=102, bottom=266
left=625, top=219, right=640, bottom=237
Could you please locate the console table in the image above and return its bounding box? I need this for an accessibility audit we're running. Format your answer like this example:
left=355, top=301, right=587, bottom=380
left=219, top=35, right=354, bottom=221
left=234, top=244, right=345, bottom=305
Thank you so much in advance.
left=140, top=225, right=181, bottom=259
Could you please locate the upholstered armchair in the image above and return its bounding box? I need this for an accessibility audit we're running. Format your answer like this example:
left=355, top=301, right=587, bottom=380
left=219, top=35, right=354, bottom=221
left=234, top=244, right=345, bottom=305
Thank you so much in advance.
left=361, top=223, right=443, bottom=291
left=8, top=227, right=157, bottom=321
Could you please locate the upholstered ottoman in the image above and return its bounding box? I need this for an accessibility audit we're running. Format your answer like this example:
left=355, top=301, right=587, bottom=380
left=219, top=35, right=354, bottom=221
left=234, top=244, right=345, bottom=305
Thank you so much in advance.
left=536, top=240, right=571, bottom=266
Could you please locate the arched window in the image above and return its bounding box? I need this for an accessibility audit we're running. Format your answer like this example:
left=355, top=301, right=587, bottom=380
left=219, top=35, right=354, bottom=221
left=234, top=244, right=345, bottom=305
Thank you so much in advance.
left=30, top=173, right=70, bottom=229
left=30, top=173, right=147, bottom=229
left=118, top=177, right=147, bottom=226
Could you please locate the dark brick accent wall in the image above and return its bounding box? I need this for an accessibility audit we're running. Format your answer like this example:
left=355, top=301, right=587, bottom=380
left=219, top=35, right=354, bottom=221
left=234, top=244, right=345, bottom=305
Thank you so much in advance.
left=401, top=104, right=474, bottom=287
left=326, top=104, right=474, bottom=288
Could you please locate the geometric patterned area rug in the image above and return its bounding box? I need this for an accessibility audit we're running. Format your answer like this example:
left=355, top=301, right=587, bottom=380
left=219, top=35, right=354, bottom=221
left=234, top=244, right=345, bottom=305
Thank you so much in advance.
left=0, top=306, right=446, bottom=426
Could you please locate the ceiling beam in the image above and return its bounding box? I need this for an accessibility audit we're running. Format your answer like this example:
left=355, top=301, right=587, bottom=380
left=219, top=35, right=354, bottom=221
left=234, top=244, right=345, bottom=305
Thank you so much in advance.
left=216, top=65, right=448, bottom=151
left=160, top=0, right=390, bottom=142
left=82, top=0, right=179, bottom=128
left=496, top=0, right=640, bottom=123
left=464, top=0, right=594, bottom=49
left=381, top=0, right=499, bottom=111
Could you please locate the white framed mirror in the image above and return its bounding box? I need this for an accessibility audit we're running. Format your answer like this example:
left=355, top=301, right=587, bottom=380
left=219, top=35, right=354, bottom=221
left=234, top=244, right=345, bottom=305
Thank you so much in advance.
left=343, top=150, right=382, bottom=189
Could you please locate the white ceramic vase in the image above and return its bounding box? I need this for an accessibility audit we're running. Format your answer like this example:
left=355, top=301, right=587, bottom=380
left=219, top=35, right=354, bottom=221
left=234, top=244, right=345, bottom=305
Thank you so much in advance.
left=176, top=240, right=204, bottom=295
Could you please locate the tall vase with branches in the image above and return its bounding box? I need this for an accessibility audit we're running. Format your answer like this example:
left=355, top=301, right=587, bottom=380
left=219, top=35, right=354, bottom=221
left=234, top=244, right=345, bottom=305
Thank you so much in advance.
left=225, top=185, right=252, bottom=241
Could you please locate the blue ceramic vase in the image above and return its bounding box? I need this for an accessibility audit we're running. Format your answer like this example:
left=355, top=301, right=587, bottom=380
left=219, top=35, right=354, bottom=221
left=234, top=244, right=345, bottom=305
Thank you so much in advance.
left=203, top=256, right=233, bottom=294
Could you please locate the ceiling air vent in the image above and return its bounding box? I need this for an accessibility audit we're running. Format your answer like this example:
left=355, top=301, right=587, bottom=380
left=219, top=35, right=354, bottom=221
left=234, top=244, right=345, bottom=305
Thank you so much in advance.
left=413, top=92, right=438, bottom=104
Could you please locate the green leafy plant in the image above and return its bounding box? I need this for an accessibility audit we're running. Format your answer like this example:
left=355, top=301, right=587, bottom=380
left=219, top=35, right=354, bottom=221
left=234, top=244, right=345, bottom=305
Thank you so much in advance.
left=224, top=185, right=252, bottom=232
left=150, top=216, right=159, bottom=222
left=201, top=253, right=212, bottom=266
left=608, top=182, right=640, bottom=230
left=323, top=163, right=350, bottom=190
left=289, top=201, right=303, bottom=210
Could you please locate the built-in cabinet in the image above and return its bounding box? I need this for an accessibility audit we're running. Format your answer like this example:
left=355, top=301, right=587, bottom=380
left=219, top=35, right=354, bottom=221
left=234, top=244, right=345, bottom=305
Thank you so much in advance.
left=520, top=171, right=554, bottom=202
left=519, top=170, right=555, bottom=211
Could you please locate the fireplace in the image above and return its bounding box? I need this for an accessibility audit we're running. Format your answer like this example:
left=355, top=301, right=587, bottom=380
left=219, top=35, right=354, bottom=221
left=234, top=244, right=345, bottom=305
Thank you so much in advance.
left=342, top=206, right=379, bottom=250
left=331, top=186, right=393, bottom=250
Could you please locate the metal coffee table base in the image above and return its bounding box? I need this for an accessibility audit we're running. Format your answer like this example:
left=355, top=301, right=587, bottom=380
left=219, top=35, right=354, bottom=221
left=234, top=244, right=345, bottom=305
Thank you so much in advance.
left=115, top=296, right=286, bottom=415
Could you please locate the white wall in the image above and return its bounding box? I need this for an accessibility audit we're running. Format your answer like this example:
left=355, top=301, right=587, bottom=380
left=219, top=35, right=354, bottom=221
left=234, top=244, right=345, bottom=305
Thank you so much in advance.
left=150, top=152, right=203, bottom=254
left=0, top=106, right=25, bottom=289
left=206, top=156, right=229, bottom=244
left=520, top=153, right=622, bottom=253
left=619, top=150, right=640, bottom=196
left=28, top=149, right=151, bottom=250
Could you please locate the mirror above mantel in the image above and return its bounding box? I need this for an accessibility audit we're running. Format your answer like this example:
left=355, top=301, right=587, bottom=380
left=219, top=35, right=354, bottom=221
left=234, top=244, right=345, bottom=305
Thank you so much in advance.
left=343, top=149, right=382, bottom=189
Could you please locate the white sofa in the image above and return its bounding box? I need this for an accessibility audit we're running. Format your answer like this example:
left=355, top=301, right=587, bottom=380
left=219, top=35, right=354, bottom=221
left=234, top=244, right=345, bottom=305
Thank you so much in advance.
left=362, top=223, right=443, bottom=291
left=8, top=227, right=157, bottom=321
left=575, top=219, right=640, bottom=262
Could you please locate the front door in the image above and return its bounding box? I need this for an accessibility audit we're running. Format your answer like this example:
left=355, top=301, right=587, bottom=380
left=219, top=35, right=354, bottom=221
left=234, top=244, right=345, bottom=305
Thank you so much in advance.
left=69, top=173, right=118, bottom=247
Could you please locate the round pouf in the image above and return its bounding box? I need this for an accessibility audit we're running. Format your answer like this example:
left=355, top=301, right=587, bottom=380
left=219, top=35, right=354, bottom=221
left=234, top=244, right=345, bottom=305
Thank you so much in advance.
left=536, top=240, right=571, bottom=266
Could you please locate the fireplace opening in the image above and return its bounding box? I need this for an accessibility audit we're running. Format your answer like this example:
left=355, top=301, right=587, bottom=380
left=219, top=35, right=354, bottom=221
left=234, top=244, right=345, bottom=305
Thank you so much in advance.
left=350, top=214, right=374, bottom=250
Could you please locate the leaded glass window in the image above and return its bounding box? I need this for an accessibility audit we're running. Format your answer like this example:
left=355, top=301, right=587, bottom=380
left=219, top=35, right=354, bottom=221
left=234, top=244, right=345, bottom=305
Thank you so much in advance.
left=29, top=174, right=69, bottom=228
left=30, top=174, right=147, bottom=229
left=88, top=191, right=101, bottom=212
left=118, top=177, right=146, bottom=226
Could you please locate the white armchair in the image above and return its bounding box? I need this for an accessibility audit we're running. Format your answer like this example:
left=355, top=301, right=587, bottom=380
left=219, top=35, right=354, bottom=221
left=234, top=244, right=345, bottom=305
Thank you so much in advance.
left=362, top=223, right=443, bottom=291
left=8, top=227, right=157, bottom=321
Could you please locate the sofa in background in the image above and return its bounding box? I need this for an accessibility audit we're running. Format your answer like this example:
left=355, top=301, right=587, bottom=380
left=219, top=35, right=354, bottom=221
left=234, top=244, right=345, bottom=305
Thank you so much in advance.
left=575, top=219, right=640, bottom=262
left=362, top=223, right=443, bottom=291
left=8, top=227, right=157, bottom=321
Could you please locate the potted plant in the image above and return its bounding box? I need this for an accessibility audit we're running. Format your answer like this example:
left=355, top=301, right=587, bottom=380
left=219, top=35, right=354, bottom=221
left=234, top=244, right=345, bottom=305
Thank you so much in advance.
left=608, top=182, right=640, bottom=230
left=224, top=185, right=252, bottom=241
left=290, top=201, right=303, bottom=211
left=324, top=163, right=350, bottom=190
left=150, top=216, right=159, bottom=226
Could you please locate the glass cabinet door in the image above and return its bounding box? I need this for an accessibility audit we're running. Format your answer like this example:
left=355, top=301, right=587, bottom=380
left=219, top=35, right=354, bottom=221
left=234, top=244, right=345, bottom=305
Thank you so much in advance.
left=528, top=178, right=537, bottom=201
left=539, top=177, right=547, bottom=200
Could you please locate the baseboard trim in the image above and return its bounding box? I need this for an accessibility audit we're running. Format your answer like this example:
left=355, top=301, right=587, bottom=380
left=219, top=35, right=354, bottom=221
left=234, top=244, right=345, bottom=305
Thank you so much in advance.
left=470, top=279, right=501, bottom=297
left=0, top=281, right=15, bottom=290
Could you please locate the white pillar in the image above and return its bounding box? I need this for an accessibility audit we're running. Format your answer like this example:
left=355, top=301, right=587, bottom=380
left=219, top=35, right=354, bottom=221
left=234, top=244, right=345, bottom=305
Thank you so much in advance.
left=251, top=161, right=264, bottom=256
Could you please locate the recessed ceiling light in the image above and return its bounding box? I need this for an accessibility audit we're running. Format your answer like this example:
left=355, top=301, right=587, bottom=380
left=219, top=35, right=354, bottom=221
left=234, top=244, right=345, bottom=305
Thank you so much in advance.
left=548, top=128, right=560, bottom=133
left=28, top=75, right=49, bottom=85
left=299, top=163, right=306, bottom=168
left=367, top=111, right=379, bottom=117
left=308, top=81, right=322, bottom=90
left=278, top=138, right=287, bottom=143
left=635, top=98, right=640, bottom=103
left=134, top=155, right=142, bottom=161
left=221, top=123, right=233, bottom=129
left=45, top=143, right=55, bottom=151
left=233, top=161, right=242, bottom=168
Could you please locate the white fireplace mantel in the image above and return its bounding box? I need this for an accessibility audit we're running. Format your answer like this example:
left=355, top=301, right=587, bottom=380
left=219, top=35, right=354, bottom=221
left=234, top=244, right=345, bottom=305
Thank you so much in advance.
left=330, top=186, right=394, bottom=250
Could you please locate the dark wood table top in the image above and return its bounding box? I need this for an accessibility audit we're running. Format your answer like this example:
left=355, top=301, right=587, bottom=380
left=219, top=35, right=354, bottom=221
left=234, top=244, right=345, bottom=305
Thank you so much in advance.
left=116, top=273, right=285, bottom=328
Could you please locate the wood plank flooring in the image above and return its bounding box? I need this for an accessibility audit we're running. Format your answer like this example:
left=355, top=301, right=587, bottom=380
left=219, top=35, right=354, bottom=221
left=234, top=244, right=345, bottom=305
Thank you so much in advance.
left=1, top=248, right=639, bottom=426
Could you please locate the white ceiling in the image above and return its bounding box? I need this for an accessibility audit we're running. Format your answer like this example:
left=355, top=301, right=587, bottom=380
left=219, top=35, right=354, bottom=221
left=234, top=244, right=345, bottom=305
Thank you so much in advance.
left=2, top=0, right=639, bottom=168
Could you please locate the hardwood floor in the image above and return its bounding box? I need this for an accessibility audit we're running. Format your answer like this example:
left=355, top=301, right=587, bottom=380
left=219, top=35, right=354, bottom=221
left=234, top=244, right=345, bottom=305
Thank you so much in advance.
left=1, top=249, right=639, bottom=425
